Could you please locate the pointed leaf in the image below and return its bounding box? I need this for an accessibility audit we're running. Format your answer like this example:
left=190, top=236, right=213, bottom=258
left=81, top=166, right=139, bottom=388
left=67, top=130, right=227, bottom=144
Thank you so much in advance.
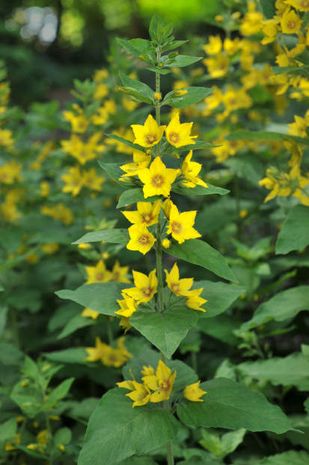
left=195, top=280, right=244, bottom=318
left=73, top=229, right=129, bottom=245
left=56, top=282, right=126, bottom=316
left=131, top=304, right=199, bottom=359
left=173, top=184, right=229, bottom=197
left=177, top=378, right=292, bottom=434
left=276, top=205, right=309, bottom=254
left=167, top=239, right=236, bottom=282
left=78, top=388, right=178, bottom=465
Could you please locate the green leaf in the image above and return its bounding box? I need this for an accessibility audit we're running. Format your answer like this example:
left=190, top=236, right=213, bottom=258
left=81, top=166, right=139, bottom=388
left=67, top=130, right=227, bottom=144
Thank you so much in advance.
left=173, top=184, right=229, bottom=197
left=199, top=315, right=239, bottom=346
left=167, top=55, right=202, bottom=68
left=276, top=205, right=309, bottom=254
left=195, top=280, right=244, bottom=318
left=237, top=353, right=309, bottom=391
left=119, top=73, right=154, bottom=104
left=98, top=161, right=132, bottom=185
left=116, top=38, right=154, bottom=60
left=162, top=87, right=212, bottom=108
left=117, top=188, right=159, bottom=208
left=45, top=378, right=74, bottom=410
left=78, top=388, right=177, bottom=465
left=256, top=451, right=309, bottom=465
left=167, top=239, right=236, bottom=282
left=131, top=304, right=200, bottom=359
left=0, top=418, right=16, bottom=443
left=58, top=314, right=95, bottom=339
left=241, top=286, right=309, bottom=330
left=260, top=0, right=275, bottom=19
left=227, top=130, right=309, bottom=146
left=73, top=229, right=129, bottom=245
left=149, top=16, right=174, bottom=44
left=199, top=428, right=246, bottom=458
left=56, top=282, right=126, bottom=316
left=177, top=378, right=292, bottom=434
left=45, top=348, right=87, bottom=364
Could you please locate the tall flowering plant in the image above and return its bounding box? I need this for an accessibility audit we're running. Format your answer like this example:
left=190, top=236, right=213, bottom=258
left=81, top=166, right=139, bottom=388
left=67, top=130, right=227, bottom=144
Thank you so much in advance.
left=57, top=17, right=294, bottom=465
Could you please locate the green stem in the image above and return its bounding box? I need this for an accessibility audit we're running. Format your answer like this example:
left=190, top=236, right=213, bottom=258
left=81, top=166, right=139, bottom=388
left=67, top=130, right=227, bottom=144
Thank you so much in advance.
left=156, top=221, right=164, bottom=313
left=166, top=441, right=174, bottom=465
left=155, top=47, right=161, bottom=124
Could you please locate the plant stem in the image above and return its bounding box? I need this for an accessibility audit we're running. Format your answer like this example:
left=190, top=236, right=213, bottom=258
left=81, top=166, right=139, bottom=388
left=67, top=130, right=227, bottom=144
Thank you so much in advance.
left=156, top=220, right=164, bottom=313
left=166, top=441, right=174, bottom=465
left=155, top=47, right=161, bottom=124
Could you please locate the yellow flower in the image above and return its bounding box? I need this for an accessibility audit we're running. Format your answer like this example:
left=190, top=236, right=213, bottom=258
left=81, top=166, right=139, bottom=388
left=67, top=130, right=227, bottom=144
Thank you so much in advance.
left=138, top=157, right=179, bottom=198
left=120, top=150, right=151, bottom=179
left=41, top=204, right=74, bottom=225
left=240, top=1, right=263, bottom=36
left=203, top=36, right=222, bottom=55
left=204, top=54, right=229, bottom=79
left=165, top=263, right=207, bottom=312
left=40, top=181, right=50, bottom=197
left=94, top=82, right=109, bottom=100
left=165, top=112, right=197, bottom=148
left=123, top=269, right=158, bottom=304
left=0, top=161, right=21, bottom=184
left=288, top=114, right=308, bottom=137
left=162, top=238, right=171, bottom=249
left=261, top=19, right=279, bottom=45
left=280, top=9, right=302, bottom=34
left=62, top=166, right=85, bottom=196
left=183, top=289, right=207, bottom=312
left=0, top=128, right=14, bottom=148
left=131, top=114, right=166, bottom=148
left=119, top=380, right=151, bottom=407
left=110, top=261, right=130, bottom=283
left=81, top=308, right=100, bottom=319
left=183, top=381, right=206, bottom=402
left=41, top=243, right=59, bottom=255
left=165, top=263, right=193, bottom=296
left=63, top=108, right=88, bottom=133
left=127, top=224, right=156, bottom=255
left=115, top=294, right=138, bottom=318
left=83, top=168, right=104, bottom=192
left=285, top=0, right=309, bottom=12
left=86, top=337, right=131, bottom=367
left=181, top=151, right=207, bottom=188
left=85, top=337, right=109, bottom=362
left=142, top=360, right=176, bottom=403
left=85, top=260, right=112, bottom=284
left=167, top=203, right=201, bottom=244
left=122, top=200, right=161, bottom=226
left=61, top=133, right=104, bottom=165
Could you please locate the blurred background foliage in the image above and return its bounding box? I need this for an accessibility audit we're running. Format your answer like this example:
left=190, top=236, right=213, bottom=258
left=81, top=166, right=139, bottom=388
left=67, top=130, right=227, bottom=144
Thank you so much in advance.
left=0, top=0, right=222, bottom=105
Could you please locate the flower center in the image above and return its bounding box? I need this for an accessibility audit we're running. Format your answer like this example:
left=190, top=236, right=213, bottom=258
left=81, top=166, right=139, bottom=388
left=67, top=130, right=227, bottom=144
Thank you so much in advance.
left=96, top=273, right=104, bottom=280
left=142, top=287, right=153, bottom=297
left=169, top=132, right=179, bottom=144
left=171, top=283, right=179, bottom=293
left=287, top=21, right=296, bottom=29
left=171, top=221, right=182, bottom=234
left=145, top=134, right=157, bottom=144
left=160, top=380, right=170, bottom=391
left=151, top=174, right=164, bottom=187
left=143, top=214, right=152, bottom=224
left=138, top=234, right=150, bottom=245
left=302, top=0, right=309, bottom=7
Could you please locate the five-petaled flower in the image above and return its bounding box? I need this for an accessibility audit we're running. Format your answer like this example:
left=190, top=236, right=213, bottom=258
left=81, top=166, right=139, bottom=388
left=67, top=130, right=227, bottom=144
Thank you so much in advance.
left=167, top=203, right=201, bottom=244
left=165, top=112, right=197, bottom=148
left=131, top=114, right=166, bottom=148
left=138, top=157, right=179, bottom=198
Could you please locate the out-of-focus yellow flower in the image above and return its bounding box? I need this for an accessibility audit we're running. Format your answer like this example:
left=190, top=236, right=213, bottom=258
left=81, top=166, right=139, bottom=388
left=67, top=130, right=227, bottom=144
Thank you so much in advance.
left=62, top=166, right=85, bottom=196
left=94, top=83, right=109, bottom=100
left=63, top=106, right=88, bottom=133
left=85, top=260, right=112, bottom=284
left=288, top=112, right=309, bottom=137
left=81, top=307, right=100, bottom=319
left=41, top=204, right=74, bottom=225
left=0, top=161, right=21, bottom=184
left=261, top=18, right=279, bottom=44
left=86, top=337, right=131, bottom=367
left=280, top=8, right=302, bottom=34
left=204, top=54, right=229, bottom=79
left=39, top=181, right=50, bottom=197
left=285, top=0, right=309, bottom=12
left=83, top=168, right=104, bottom=192
left=41, top=243, right=59, bottom=255
left=183, top=381, right=206, bottom=402
left=61, top=133, right=104, bottom=165
left=240, top=1, right=263, bottom=36
left=0, top=128, right=14, bottom=148
left=110, top=261, right=130, bottom=283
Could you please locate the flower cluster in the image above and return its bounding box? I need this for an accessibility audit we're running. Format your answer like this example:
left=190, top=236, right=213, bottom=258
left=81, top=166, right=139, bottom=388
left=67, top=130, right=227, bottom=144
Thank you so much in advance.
left=117, top=359, right=206, bottom=407
left=85, top=336, right=131, bottom=368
